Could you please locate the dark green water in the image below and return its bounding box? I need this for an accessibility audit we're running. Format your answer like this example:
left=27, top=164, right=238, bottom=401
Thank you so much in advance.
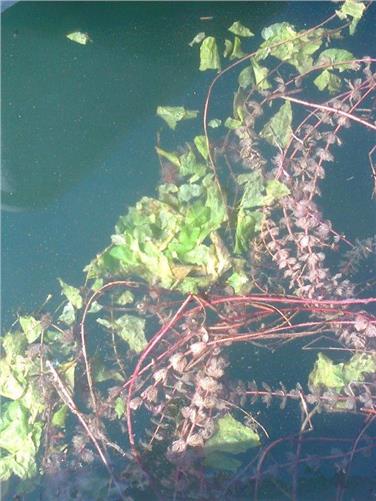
left=2, top=2, right=376, bottom=500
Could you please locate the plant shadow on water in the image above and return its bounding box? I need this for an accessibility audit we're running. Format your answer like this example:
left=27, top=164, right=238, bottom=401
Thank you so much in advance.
left=1, top=1, right=376, bottom=500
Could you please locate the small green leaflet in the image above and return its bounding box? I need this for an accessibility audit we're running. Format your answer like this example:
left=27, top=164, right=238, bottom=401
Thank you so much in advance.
left=228, top=21, right=254, bottom=38
left=199, top=36, right=221, bottom=71
left=66, top=31, right=92, bottom=45
left=156, top=106, right=199, bottom=130
left=194, top=135, right=209, bottom=160
left=114, top=397, right=125, bottom=419
left=260, top=101, right=292, bottom=148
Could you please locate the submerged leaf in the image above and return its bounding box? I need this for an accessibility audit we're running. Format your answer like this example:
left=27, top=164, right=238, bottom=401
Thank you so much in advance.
left=204, top=414, right=260, bottom=471
left=97, top=314, right=147, bottom=353
left=313, top=69, right=341, bottom=93
left=260, top=101, right=292, bottom=148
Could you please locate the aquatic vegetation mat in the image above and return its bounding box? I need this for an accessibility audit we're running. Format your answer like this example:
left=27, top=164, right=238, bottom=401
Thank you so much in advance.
left=2, top=2, right=376, bottom=499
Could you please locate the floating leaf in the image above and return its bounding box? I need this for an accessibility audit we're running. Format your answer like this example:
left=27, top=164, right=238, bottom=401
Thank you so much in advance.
left=115, top=290, right=135, bottom=305
left=336, top=0, right=365, bottom=34
left=194, top=135, right=209, bottom=160
left=224, top=117, right=243, bottom=129
left=156, top=106, right=199, bottom=130
left=258, top=22, right=323, bottom=73
left=189, top=32, right=205, bottom=47
left=316, top=48, right=355, bottom=72
left=0, top=401, right=42, bottom=480
left=66, top=31, right=92, bottom=45
left=204, top=414, right=260, bottom=471
left=208, top=118, right=222, bottom=128
left=260, top=101, right=292, bottom=148
left=223, top=39, right=233, bottom=58
left=155, top=146, right=181, bottom=168
left=229, top=36, right=246, bottom=60
left=228, top=21, right=254, bottom=38
left=19, top=316, right=43, bottom=344
left=199, top=36, right=221, bottom=71
left=58, top=279, right=83, bottom=309
left=234, top=209, right=263, bottom=254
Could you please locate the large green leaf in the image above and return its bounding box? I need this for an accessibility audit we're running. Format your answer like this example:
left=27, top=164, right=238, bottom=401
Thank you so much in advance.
left=58, top=279, right=83, bottom=310
left=316, top=48, right=355, bottom=72
left=19, top=316, right=43, bottom=344
left=336, top=0, right=365, bottom=34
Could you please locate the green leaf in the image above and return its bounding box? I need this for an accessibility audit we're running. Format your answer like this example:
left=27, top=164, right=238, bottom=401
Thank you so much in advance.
left=226, top=271, right=251, bottom=295
left=0, top=359, right=26, bottom=399
left=258, top=22, right=323, bottom=73
left=1, top=331, right=27, bottom=361
left=260, top=101, right=292, bottom=148
left=194, top=135, right=209, bottom=160
left=308, top=352, right=376, bottom=393
left=97, top=314, right=147, bottom=353
left=238, top=61, right=270, bottom=90
left=204, top=414, right=260, bottom=471
left=66, top=31, right=91, bottom=45
left=0, top=401, right=42, bottom=480
left=264, top=179, right=290, bottom=205
left=316, top=49, right=355, bottom=72
left=313, top=69, right=341, bottom=94
left=178, top=183, right=203, bottom=203
left=234, top=209, right=264, bottom=254
left=224, top=117, right=243, bottom=129
left=19, top=316, right=43, bottom=344
left=229, top=36, right=246, bottom=60
left=223, top=39, right=233, bottom=58
left=155, top=146, right=181, bottom=168
left=114, top=397, right=125, bottom=419
left=228, top=21, right=254, bottom=38
left=156, top=106, right=199, bottom=130
left=336, top=0, right=365, bottom=34
left=179, top=148, right=208, bottom=178
left=58, top=279, right=83, bottom=309
left=188, top=32, right=206, bottom=47
left=199, top=36, right=221, bottom=71
left=51, top=404, right=68, bottom=428
left=115, top=290, right=135, bottom=305
left=208, top=118, right=222, bottom=128
left=58, top=301, right=76, bottom=326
